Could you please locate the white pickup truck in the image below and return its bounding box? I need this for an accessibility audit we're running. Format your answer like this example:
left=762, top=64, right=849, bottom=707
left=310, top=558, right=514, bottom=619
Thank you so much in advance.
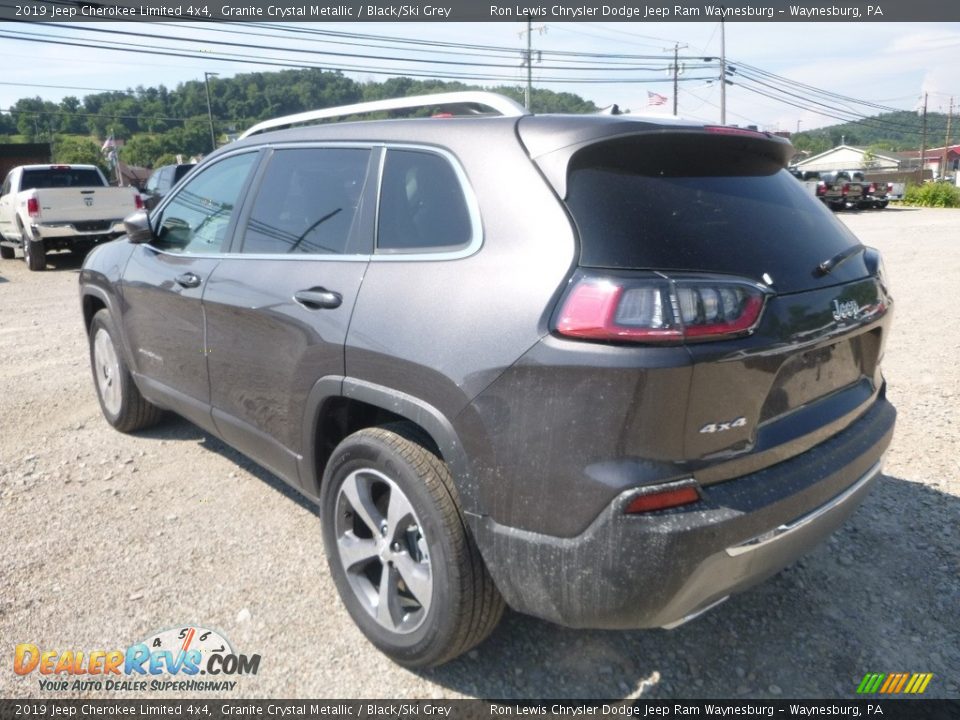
left=0, top=164, right=143, bottom=270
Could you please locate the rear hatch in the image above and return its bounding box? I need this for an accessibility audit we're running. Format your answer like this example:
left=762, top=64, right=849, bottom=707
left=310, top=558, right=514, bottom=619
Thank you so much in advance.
left=520, top=118, right=892, bottom=480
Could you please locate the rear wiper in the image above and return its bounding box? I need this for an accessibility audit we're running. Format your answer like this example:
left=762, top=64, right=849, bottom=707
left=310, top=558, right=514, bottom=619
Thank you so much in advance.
left=816, top=244, right=864, bottom=276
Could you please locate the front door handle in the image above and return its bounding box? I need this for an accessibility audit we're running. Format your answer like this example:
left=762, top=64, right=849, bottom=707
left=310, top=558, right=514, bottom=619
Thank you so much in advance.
left=175, top=272, right=202, bottom=289
left=294, top=288, right=342, bottom=310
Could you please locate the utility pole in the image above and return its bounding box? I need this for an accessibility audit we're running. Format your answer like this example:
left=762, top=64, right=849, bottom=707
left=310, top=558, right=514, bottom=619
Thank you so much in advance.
left=919, top=92, right=928, bottom=181
left=204, top=71, right=219, bottom=153
left=519, top=18, right=545, bottom=112
left=666, top=42, right=688, bottom=115
left=719, top=17, right=727, bottom=124
left=942, top=96, right=953, bottom=179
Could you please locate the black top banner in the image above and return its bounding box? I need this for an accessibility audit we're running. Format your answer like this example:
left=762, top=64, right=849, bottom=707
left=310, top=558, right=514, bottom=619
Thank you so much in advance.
left=2, top=0, right=960, bottom=22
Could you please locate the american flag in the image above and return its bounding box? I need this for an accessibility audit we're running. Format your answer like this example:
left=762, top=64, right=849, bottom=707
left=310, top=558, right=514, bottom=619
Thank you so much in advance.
left=647, top=91, right=668, bottom=106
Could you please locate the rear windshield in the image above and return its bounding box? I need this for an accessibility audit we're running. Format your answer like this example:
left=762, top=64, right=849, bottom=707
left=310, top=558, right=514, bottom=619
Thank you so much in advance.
left=565, top=136, right=868, bottom=293
left=21, top=168, right=105, bottom=190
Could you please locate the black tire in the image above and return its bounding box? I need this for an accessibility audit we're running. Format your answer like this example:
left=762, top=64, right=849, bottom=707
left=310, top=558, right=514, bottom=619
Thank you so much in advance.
left=88, top=309, right=164, bottom=432
left=0, top=244, right=14, bottom=260
left=877, top=200, right=889, bottom=209
left=320, top=424, right=504, bottom=668
left=22, top=230, right=46, bottom=271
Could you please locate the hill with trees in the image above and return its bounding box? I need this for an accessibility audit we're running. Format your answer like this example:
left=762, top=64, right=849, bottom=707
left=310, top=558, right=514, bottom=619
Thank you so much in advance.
left=4, top=66, right=948, bottom=173
left=791, top=110, right=953, bottom=156
left=0, top=69, right=597, bottom=172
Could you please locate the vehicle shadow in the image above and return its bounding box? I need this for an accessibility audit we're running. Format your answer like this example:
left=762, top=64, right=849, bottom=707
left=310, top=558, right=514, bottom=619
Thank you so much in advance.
left=44, top=250, right=88, bottom=272
left=416, top=474, right=959, bottom=700
left=137, top=414, right=320, bottom=516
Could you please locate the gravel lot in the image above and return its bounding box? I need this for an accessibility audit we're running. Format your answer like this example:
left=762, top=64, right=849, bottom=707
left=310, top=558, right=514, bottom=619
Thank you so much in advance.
left=1, top=207, right=957, bottom=700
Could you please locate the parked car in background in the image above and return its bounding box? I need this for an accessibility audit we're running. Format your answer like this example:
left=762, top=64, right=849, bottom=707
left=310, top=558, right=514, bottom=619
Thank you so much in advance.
left=0, top=164, right=143, bottom=270
left=858, top=174, right=891, bottom=209
left=79, top=92, right=896, bottom=668
left=142, top=163, right=195, bottom=210
left=815, top=170, right=864, bottom=210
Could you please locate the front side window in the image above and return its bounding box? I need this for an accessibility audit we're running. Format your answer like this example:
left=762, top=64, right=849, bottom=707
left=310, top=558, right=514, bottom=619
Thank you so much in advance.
left=376, top=149, right=472, bottom=253
left=153, top=152, right=257, bottom=254
left=240, top=148, right=370, bottom=255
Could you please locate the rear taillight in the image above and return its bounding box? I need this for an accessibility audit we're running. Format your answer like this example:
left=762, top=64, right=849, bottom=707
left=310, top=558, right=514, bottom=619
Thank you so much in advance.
left=887, top=183, right=893, bottom=193
left=134, top=194, right=144, bottom=210
left=555, top=271, right=768, bottom=344
left=841, top=182, right=851, bottom=196
left=868, top=183, right=877, bottom=193
left=816, top=181, right=826, bottom=196
left=26, top=197, right=39, bottom=217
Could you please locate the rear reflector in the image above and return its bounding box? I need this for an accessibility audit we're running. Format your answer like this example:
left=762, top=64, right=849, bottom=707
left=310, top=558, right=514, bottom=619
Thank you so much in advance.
left=626, top=485, right=700, bottom=514
left=555, top=271, right=768, bottom=343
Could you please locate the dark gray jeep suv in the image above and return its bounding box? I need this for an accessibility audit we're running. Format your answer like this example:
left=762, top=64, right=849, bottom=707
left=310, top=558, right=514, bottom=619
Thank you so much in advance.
left=80, top=92, right=895, bottom=667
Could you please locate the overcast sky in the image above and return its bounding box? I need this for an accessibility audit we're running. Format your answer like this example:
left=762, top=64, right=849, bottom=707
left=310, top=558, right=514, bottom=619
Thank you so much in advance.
left=1, top=21, right=958, bottom=134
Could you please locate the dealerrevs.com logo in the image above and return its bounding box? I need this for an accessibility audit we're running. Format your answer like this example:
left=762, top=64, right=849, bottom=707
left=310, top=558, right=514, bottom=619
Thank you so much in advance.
left=14, top=626, right=260, bottom=692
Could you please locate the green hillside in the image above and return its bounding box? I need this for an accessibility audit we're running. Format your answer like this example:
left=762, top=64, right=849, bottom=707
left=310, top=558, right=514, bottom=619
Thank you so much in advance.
left=793, top=110, right=954, bottom=155
left=0, top=69, right=596, bottom=169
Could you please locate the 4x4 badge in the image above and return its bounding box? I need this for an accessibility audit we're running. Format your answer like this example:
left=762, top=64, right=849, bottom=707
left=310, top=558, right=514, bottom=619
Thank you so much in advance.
left=833, top=299, right=861, bottom=321
left=700, top=417, right=747, bottom=434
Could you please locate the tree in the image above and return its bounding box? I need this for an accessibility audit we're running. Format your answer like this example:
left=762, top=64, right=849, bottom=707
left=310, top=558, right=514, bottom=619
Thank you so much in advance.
left=53, top=136, right=108, bottom=175
left=121, top=134, right=166, bottom=168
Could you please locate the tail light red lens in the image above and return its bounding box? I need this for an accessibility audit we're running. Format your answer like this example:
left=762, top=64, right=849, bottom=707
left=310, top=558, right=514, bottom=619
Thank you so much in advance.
left=555, top=272, right=768, bottom=344
left=26, top=197, right=39, bottom=216
left=134, top=194, right=144, bottom=210
left=841, top=183, right=851, bottom=196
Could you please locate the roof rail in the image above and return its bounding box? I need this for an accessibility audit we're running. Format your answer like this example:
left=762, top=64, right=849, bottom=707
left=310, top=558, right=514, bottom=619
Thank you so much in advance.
left=239, top=91, right=529, bottom=139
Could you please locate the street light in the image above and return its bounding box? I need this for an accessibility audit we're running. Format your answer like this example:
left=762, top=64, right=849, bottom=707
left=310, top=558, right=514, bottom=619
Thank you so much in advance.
left=204, top=71, right=219, bottom=153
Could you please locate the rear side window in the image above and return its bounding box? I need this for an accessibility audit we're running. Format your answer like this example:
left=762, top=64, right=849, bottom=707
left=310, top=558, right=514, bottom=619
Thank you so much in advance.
left=565, top=135, right=867, bottom=293
left=377, top=149, right=472, bottom=253
left=241, top=148, right=370, bottom=255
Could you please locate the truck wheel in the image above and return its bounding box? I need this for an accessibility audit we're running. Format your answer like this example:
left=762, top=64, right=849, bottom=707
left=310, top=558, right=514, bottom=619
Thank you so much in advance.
left=0, top=244, right=13, bottom=260
left=320, top=424, right=504, bottom=668
left=22, top=231, right=46, bottom=271
left=88, top=309, right=164, bottom=432
left=877, top=201, right=889, bottom=209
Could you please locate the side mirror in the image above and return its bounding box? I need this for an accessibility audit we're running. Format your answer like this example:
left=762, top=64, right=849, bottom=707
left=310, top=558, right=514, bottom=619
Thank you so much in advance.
left=123, top=210, right=154, bottom=244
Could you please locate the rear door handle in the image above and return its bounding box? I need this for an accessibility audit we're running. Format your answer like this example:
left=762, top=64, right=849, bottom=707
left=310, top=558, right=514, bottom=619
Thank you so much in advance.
left=175, top=272, right=202, bottom=289
left=294, top=288, right=342, bottom=310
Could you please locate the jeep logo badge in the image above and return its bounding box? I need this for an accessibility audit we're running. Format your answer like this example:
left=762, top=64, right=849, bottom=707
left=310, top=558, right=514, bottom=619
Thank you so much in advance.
left=832, top=299, right=861, bottom=322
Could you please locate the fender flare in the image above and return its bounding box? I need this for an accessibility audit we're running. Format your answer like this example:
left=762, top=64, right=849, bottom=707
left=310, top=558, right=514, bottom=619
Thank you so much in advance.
left=298, top=376, right=476, bottom=513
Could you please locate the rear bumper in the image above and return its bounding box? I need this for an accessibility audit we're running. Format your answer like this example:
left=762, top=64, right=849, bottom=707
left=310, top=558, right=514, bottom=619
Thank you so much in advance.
left=32, top=220, right=125, bottom=240
left=473, top=397, right=895, bottom=629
